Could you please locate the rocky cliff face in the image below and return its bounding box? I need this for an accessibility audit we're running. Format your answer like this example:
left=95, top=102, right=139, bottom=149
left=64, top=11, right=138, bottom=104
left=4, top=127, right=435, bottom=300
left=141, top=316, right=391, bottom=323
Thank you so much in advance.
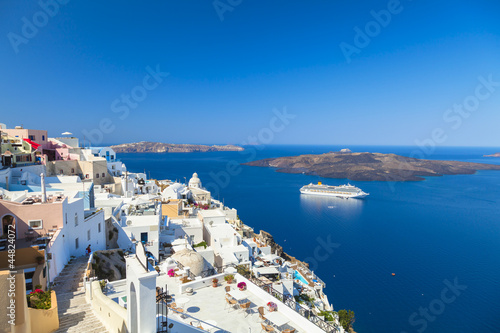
left=111, top=141, right=244, bottom=153
left=257, top=230, right=309, bottom=268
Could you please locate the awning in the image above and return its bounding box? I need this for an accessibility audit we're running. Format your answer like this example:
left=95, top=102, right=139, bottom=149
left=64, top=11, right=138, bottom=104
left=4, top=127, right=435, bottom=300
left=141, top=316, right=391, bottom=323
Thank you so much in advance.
left=23, top=138, right=41, bottom=150
left=256, top=266, right=280, bottom=275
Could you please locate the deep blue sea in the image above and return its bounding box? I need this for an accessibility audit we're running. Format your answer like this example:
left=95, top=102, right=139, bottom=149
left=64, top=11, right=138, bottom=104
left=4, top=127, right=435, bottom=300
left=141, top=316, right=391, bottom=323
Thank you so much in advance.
left=119, top=145, right=500, bottom=333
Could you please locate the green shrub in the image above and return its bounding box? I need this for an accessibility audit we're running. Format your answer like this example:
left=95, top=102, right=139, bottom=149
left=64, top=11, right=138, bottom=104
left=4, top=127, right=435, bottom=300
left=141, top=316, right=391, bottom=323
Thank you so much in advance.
left=192, top=241, right=207, bottom=249
left=27, top=290, right=51, bottom=310
left=319, top=310, right=335, bottom=322
left=338, top=309, right=355, bottom=331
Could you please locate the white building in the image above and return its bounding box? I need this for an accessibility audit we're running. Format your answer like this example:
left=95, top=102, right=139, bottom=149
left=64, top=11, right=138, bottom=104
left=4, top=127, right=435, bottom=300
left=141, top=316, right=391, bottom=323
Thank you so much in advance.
left=81, top=147, right=126, bottom=177
left=119, top=199, right=163, bottom=261
left=161, top=183, right=189, bottom=201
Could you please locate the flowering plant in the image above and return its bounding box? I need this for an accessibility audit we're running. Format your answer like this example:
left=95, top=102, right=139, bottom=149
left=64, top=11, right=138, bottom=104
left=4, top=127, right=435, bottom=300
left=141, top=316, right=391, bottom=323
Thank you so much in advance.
left=167, top=269, right=175, bottom=277
left=267, top=301, right=277, bottom=311
left=27, top=289, right=51, bottom=309
left=237, top=282, right=246, bottom=290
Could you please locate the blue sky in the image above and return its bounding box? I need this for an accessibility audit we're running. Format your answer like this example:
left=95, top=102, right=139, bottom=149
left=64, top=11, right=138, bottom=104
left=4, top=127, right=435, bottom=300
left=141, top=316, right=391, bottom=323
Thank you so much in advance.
left=1, top=0, right=499, bottom=146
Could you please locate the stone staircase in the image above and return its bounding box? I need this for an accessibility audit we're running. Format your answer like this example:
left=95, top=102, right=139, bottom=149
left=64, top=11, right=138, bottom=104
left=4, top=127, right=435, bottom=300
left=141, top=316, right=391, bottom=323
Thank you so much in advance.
left=53, top=256, right=109, bottom=333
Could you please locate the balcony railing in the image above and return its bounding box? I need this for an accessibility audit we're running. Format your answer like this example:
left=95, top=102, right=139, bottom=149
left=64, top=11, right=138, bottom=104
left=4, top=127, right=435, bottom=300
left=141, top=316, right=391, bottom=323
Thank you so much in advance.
left=249, top=274, right=340, bottom=333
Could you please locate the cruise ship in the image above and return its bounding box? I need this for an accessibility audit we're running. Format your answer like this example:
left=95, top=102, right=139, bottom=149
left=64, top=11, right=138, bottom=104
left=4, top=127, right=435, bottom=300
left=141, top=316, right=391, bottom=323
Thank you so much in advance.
left=300, top=182, right=369, bottom=198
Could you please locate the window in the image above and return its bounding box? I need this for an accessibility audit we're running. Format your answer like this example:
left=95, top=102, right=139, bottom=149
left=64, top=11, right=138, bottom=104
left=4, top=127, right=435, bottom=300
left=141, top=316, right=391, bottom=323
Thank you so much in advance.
left=85, top=174, right=89, bottom=179
left=24, top=267, right=36, bottom=294
left=87, top=230, right=91, bottom=241
left=29, top=135, right=35, bottom=141
left=59, top=169, right=63, bottom=175
left=190, top=235, right=195, bottom=242
left=75, top=213, right=78, bottom=226
left=42, top=135, right=45, bottom=141
left=71, top=168, right=75, bottom=173
left=75, top=238, right=79, bottom=249
left=141, top=232, right=148, bottom=244
left=98, top=223, right=101, bottom=233
left=112, top=165, right=115, bottom=169
left=102, top=173, right=105, bottom=178
left=28, top=220, right=43, bottom=229
left=96, top=173, right=99, bottom=178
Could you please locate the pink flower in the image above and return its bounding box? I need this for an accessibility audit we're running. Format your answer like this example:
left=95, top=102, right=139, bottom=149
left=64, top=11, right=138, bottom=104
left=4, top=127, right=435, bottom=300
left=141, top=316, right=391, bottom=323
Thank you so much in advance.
left=35, top=289, right=43, bottom=293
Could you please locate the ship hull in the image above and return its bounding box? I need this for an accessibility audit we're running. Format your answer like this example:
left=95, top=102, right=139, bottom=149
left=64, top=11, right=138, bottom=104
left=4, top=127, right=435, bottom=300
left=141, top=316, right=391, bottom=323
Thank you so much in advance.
left=300, top=184, right=369, bottom=199
left=300, top=189, right=368, bottom=198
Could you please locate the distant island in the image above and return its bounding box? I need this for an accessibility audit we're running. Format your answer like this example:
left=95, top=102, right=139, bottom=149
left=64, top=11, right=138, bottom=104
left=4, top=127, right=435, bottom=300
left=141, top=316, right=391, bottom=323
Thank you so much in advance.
left=110, top=142, right=244, bottom=153
left=484, top=152, right=500, bottom=157
left=243, top=152, right=500, bottom=181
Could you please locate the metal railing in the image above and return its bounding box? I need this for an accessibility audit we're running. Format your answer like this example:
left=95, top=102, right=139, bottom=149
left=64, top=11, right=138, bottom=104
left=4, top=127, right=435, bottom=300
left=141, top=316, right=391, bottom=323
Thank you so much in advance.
left=156, top=286, right=169, bottom=332
left=249, top=276, right=340, bottom=333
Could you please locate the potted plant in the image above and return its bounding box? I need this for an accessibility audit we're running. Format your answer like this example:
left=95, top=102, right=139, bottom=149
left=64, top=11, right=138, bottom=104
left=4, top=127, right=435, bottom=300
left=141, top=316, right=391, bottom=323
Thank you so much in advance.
left=155, top=266, right=160, bottom=274
left=167, top=269, right=175, bottom=277
left=237, top=281, right=246, bottom=291
left=26, top=289, right=51, bottom=309
left=224, top=274, right=234, bottom=284
left=267, top=301, right=277, bottom=312
left=212, top=278, right=218, bottom=287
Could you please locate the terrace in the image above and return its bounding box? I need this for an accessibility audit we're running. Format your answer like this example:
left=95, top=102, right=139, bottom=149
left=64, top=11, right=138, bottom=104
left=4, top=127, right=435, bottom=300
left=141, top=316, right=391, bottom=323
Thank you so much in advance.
left=105, top=272, right=323, bottom=332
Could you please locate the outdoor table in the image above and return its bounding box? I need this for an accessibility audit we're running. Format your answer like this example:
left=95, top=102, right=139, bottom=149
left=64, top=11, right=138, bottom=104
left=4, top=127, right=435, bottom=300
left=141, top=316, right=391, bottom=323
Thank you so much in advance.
left=265, top=311, right=290, bottom=329
left=204, top=320, right=217, bottom=332
left=176, top=297, right=190, bottom=308
left=228, top=289, right=247, bottom=302
left=175, top=297, right=190, bottom=318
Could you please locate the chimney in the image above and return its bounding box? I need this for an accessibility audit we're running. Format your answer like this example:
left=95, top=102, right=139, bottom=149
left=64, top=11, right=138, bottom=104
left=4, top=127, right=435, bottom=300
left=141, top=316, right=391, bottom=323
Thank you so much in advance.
left=41, top=173, right=47, bottom=203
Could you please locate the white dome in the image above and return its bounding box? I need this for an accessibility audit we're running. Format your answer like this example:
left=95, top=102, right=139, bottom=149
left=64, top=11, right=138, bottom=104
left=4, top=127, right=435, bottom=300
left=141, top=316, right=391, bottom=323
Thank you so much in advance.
left=171, top=248, right=206, bottom=276
left=188, top=172, right=202, bottom=188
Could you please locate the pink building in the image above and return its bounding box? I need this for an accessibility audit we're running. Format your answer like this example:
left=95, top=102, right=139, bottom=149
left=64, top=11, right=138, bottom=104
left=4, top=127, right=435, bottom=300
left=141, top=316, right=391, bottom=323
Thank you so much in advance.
left=2, top=126, right=49, bottom=150
left=0, top=196, right=66, bottom=247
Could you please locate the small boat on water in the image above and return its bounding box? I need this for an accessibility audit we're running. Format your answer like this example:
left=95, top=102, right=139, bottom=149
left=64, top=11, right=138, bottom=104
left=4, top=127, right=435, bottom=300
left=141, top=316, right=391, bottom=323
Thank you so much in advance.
left=300, top=182, right=369, bottom=199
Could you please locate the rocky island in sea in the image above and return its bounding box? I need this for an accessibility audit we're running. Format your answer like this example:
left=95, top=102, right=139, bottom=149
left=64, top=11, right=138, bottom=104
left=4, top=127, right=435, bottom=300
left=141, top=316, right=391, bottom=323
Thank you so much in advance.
left=110, top=141, right=244, bottom=153
left=484, top=152, right=500, bottom=157
left=243, top=152, right=500, bottom=181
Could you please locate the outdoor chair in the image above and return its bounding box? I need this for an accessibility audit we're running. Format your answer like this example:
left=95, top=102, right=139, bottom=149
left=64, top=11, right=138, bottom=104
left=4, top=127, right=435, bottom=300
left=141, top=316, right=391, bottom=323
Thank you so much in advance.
left=225, top=297, right=238, bottom=311
left=258, top=306, right=267, bottom=322
left=260, top=323, right=275, bottom=333
left=240, top=301, right=251, bottom=317
left=283, top=329, right=296, bottom=333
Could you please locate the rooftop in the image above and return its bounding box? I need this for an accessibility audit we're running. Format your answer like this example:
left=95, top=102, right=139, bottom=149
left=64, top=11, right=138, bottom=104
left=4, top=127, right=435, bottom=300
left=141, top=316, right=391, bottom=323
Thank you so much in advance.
left=105, top=273, right=319, bottom=333
left=198, top=209, right=226, bottom=219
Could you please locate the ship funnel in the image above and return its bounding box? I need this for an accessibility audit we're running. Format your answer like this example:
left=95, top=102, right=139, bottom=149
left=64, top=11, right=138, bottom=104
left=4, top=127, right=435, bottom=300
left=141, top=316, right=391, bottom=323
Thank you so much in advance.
left=318, top=181, right=322, bottom=185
